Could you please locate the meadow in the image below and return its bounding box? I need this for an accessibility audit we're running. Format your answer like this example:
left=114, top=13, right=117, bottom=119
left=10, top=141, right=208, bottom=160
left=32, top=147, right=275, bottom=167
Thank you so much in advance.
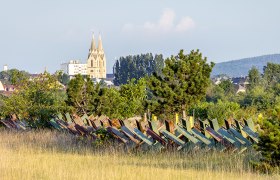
left=0, top=129, right=278, bottom=180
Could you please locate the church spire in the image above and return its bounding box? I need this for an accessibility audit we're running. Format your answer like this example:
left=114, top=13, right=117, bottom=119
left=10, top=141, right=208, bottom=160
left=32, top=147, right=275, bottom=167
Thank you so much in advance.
left=98, top=34, right=103, bottom=51
left=90, top=33, right=96, bottom=52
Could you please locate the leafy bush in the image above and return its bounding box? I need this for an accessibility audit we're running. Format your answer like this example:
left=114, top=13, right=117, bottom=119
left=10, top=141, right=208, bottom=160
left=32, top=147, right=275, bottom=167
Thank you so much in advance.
left=255, top=114, right=280, bottom=173
left=207, top=100, right=240, bottom=125
left=0, top=73, right=67, bottom=126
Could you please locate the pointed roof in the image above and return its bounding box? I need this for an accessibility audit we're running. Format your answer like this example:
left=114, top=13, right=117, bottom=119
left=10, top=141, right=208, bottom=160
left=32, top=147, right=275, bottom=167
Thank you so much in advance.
left=97, top=34, right=103, bottom=51
left=90, top=33, right=96, bottom=51
left=0, top=80, right=4, bottom=91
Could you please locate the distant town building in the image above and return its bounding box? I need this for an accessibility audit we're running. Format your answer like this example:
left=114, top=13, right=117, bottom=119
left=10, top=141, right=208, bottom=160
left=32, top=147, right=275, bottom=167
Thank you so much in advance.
left=60, top=60, right=87, bottom=78
left=211, top=75, right=230, bottom=85
left=3, top=64, right=8, bottom=72
left=4, top=84, right=16, bottom=92
left=0, top=81, right=4, bottom=91
left=0, top=80, right=16, bottom=96
left=236, top=84, right=246, bottom=94
left=60, top=34, right=107, bottom=79
left=106, top=73, right=114, bottom=82
left=212, top=75, right=250, bottom=94
left=94, top=78, right=114, bottom=87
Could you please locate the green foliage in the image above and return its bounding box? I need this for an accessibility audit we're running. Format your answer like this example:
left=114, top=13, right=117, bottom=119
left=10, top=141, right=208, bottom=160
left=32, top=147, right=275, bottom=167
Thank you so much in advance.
left=119, top=78, right=146, bottom=116
left=241, top=86, right=274, bottom=111
left=218, top=79, right=235, bottom=95
left=189, top=102, right=209, bottom=120
left=255, top=112, right=280, bottom=172
left=207, top=100, right=240, bottom=125
left=97, top=87, right=124, bottom=118
left=206, top=83, right=226, bottom=102
left=113, top=53, right=164, bottom=85
left=0, top=73, right=67, bottom=126
left=248, top=66, right=261, bottom=90
left=264, top=62, right=280, bottom=87
left=97, top=78, right=146, bottom=119
left=93, top=128, right=113, bottom=146
left=147, top=49, right=214, bottom=118
left=0, top=69, right=29, bottom=85
left=66, top=74, right=100, bottom=115
left=190, top=100, right=240, bottom=125
left=55, top=71, right=70, bottom=85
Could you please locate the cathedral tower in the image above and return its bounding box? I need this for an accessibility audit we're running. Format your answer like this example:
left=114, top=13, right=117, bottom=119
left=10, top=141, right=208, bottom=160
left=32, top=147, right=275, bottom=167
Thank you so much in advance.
left=87, top=33, right=107, bottom=78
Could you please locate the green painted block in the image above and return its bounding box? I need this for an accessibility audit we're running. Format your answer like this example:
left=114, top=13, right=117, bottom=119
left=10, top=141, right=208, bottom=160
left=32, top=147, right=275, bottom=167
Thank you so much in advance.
left=191, top=128, right=212, bottom=145
left=244, top=118, right=256, bottom=132
left=228, top=127, right=251, bottom=146
left=209, top=119, right=220, bottom=131
left=65, top=113, right=73, bottom=124
left=49, top=119, right=62, bottom=130
left=57, top=113, right=63, bottom=120
left=242, top=126, right=259, bottom=143
left=218, top=128, right=241, bottom=148
left=199, top=120, right=211, bottom=138
left=133, top=128, right=154, bottom=146
left=176, top=125, right=200, bottom=144
left=160, top=129, right=185, bottom=147
left=81, top=114, right=89, bottom=125
left=234, top=119, right=247, bottom=138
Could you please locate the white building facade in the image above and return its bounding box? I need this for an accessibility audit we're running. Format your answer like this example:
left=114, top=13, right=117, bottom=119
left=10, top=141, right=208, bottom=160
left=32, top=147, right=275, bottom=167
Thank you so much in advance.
left=3, top=64, right=8, bottom=72
left=61, top=60, right=87, bottom=77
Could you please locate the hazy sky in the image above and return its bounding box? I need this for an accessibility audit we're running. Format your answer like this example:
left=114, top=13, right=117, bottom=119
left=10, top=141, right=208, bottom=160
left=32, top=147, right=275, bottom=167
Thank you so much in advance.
left=0, top=0, right=279, bottom=73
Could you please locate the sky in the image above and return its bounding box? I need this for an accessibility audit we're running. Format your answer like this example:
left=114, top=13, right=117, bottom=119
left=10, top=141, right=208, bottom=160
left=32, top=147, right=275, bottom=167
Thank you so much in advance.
left=0, top=0, right=280, bottom=73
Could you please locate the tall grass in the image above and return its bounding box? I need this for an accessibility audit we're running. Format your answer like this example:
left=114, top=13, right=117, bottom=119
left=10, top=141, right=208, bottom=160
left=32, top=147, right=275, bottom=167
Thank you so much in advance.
left=0, top=129, right=278, bottom=180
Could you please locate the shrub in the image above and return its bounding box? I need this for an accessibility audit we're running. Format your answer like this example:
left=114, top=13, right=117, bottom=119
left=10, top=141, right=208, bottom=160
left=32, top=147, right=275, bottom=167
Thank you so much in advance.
left=255, top=112, right=280, bottom=173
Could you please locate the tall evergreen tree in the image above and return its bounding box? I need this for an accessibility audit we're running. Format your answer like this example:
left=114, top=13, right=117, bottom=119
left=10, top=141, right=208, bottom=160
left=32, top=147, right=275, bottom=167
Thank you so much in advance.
left=147, top=50, right=214, bottom=118
left=264, top=62, right=280, bottom=87
left=113, top=53, right=164, bottom=85
left=248, top=66, right=261, bottom=90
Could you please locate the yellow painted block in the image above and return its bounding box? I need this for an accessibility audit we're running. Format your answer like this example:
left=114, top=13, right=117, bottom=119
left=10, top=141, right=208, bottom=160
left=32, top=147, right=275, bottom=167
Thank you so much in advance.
left=189, top=116, right=194, bottom=128
left=152, top=114, right=157, bottom=121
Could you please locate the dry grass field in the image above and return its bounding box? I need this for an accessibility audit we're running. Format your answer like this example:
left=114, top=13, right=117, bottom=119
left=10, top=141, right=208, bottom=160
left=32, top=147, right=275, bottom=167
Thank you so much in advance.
left=0, top=129, right=278, bottom=180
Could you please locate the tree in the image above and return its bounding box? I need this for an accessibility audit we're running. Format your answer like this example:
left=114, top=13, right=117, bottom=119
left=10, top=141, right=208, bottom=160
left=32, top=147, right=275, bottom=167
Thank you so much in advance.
left=264, top=62, right=280, bottom=87
left=218, top=79, right=235, bottom=95
left=147, top=49, right=215, bottom=118
left=154, top=54, right=165, bottom=76
left=55, top=71, right=70, bottom=85
left=0, top=72, right=67, bottom=126
left=248, top=66, right=261, bottom=90
left=66, top=74, right=100, bottom=115
left=207, top=100, right=240, bottom=125
left=0, top=69, right=29, bottom=85
left=119, top=78, right=146, bottom=117
left=113, top=53, right=164, bottom=85
left=206, top=83, right=226, bottom=102
left=97, top=88, right=125, bottom=119
left=113, top=60, right=121, bottom=85
left=241, top=86, right=274, bottom=111
left=97, top=78, right=146, bottom=119
left=256, top=110, right=280, bottom=172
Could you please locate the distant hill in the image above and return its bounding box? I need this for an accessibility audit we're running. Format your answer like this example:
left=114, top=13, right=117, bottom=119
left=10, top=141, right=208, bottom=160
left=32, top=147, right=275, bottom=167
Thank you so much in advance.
left=211, top=54, right=280, bottom=77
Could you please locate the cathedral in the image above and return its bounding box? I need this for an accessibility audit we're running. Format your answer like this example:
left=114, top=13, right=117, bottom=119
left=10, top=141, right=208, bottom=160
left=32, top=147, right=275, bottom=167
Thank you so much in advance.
left=61, top=34, right=107, bottom=79
left=87, top=34, right=107, bottom=78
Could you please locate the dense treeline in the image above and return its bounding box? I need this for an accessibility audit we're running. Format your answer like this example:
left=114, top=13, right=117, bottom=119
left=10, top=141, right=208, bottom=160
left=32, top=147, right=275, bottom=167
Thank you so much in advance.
left=113, top=53, right=164, bottom=85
